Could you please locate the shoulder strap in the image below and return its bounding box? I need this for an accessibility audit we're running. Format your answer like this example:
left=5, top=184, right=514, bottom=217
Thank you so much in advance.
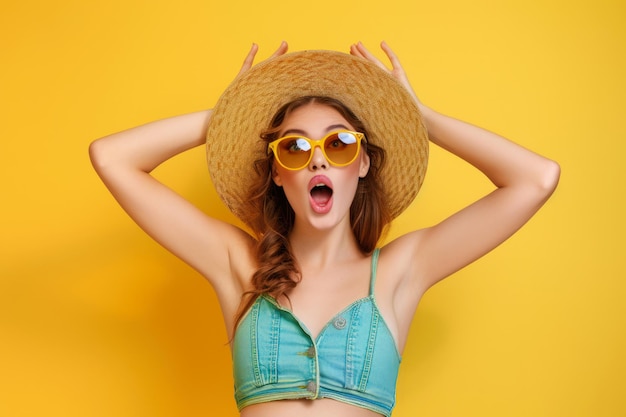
left=369, top=248, right=381, bottom=296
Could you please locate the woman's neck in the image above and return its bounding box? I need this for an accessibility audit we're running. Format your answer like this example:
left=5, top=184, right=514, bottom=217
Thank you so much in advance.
left=288, top=220, right=364, bottom=269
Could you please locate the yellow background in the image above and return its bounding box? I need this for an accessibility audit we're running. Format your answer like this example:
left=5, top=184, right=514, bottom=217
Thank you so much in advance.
left=1, top=0, right=624, bottom=416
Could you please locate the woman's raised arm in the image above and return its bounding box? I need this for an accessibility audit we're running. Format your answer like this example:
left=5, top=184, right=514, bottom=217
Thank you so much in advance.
left=351, top=42, right=560, bottom=294
left=89, top=43, right=289, bottom=322
left=89, top=110, right=256, bottom=300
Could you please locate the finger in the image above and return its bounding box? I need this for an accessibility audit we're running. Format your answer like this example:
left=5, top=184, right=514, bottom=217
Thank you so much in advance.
left=269, top=41, right=289, bottom=59
left=380, top=41, right=403, bottom=71
left=354, top=42, right=387, bottom=70
left=237, top=43, right=259, bottom=76
left=349, top=44, right=365, bottom=59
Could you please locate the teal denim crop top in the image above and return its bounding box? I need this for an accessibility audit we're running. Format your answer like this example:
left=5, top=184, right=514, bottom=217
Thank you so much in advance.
left=232, top=249, right=401, bottom=417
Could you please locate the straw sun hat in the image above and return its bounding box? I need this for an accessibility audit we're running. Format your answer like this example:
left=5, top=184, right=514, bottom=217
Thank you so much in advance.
left=206, top=49, right=429, bottom=225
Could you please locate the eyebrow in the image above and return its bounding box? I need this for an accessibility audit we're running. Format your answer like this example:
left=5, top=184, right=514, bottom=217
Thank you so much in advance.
left=281, top=124, right=352, bottom=137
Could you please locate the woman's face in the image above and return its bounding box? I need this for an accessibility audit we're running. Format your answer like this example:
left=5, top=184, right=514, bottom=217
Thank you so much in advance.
left=272, top=102, right=370, bottom=231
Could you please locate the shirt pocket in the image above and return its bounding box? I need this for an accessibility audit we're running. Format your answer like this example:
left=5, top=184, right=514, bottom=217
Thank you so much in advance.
left=251, top=299, right=280, bottom=386
left=344, top=301, right=379, bottom=392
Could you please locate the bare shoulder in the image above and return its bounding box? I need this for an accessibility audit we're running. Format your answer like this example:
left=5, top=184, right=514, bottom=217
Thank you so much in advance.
left=378, top=230, right=429, bottom=291
left=197, top=218, right=258, bottom=293
left=373, top=230, right=430, bottom=351
left=196, top=218, right=258, bottom=327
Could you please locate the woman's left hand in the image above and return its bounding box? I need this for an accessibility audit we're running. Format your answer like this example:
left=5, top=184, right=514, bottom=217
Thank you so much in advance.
left=236, top=41, right=289, bottom=78
left=350, top=41, right=422, bottom=108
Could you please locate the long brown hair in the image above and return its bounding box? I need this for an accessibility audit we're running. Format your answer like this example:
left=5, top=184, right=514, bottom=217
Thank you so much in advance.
left=234, top=96, right=391, bottom=329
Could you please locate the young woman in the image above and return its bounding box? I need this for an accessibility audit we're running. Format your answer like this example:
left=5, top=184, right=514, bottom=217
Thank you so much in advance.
left=89, top=41, right=560, bottom=417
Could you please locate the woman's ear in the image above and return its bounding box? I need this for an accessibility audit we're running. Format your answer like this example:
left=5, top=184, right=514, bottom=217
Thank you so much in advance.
left=272, top=165, right=283, bottom=186
left=359, top=151, right=371, bottom=178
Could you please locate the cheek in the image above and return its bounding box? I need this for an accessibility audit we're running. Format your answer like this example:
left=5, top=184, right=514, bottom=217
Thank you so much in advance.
left=273, top=169, right=303, bottom=204
left=339, top=165, right=363, bottom=200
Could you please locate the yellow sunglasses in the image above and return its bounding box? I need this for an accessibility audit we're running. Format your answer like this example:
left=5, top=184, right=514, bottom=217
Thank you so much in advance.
left=267, top=130, right=366, bottom=171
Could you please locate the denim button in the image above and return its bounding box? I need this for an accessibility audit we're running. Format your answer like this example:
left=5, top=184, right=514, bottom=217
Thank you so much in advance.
left=306, top=346, right=316, bottom=358
left=306, top=381, right=317, bottom=393
left=333, top=316, right=347, bottom=330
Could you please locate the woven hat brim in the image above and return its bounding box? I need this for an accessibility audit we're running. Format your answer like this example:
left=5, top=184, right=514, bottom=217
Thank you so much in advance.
left=206, top=50, right=428, bottom=224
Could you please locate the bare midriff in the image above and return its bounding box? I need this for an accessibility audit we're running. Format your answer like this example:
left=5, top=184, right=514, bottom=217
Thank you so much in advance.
left=239, top=398, right=383, bottom=417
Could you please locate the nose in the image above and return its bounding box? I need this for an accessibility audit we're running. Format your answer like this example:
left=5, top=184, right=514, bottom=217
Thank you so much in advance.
left=309, top=147, right=328, bottom=170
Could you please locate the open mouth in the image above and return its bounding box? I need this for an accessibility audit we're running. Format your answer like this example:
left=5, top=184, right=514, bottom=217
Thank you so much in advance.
left=310, top=183, right=333, bottom=206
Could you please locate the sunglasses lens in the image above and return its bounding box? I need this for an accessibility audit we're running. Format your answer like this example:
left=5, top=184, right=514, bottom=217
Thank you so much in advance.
left=276, top=137, right=312, bottom=169
left=324, top=132, right=359, bottom=165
